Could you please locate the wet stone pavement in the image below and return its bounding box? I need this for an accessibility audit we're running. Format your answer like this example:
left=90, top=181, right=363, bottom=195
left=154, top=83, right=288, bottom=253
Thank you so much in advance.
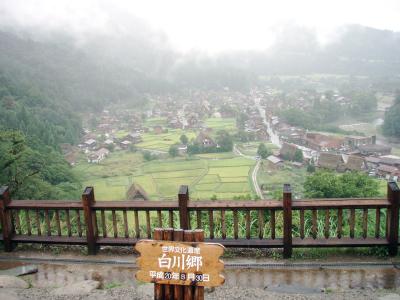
left=1, top=259, right=400, bottom=299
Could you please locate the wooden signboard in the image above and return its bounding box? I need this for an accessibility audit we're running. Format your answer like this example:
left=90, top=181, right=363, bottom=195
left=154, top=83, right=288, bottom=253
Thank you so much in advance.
left=136, top=239, right=224, bottom=287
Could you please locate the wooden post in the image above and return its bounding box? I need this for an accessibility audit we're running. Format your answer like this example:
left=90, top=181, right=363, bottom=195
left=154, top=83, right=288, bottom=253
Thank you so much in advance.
left=154, top=228, right=164, bottom=300
left=387, top=181, right=399, bottom=256
left=82, top=187, right=98, bottom=255
left=194, top=229, right=205, bottom=300
left=283, top=184, right=292, bottom=259
left=179, top=185, right=189, bottom=230
left=0, top=186, right=14, bottom=252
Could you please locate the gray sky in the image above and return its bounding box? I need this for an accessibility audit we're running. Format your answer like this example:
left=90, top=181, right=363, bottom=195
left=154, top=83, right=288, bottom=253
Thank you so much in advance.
left=1, top=0, right=400, bottom=53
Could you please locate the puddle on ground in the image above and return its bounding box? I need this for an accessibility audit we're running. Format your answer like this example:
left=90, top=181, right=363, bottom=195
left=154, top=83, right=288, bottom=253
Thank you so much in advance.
left=1, top=261, right=399, bottom=293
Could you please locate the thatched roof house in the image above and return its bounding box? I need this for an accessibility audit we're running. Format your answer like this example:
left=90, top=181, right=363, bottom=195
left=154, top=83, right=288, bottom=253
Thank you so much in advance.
left=280, top=142, right=297, bottom=160
left=318, top=152, right=344, bottom=171
left=345, top=155, right=366, bottom=171
left=126, top=183, right=149, bottom=201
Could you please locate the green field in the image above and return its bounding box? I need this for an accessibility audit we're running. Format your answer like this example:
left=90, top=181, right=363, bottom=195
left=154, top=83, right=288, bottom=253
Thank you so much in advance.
left=136, top=129, right=196, bottom=152
left=205, top=118, right=237, bottom=133
left=257, top=162, right=308, bottom=199
left=73, top=150, right=256, bottom=201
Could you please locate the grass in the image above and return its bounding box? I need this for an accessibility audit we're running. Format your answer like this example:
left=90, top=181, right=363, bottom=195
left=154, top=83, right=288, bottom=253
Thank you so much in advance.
left=136, top=129, right=196, bottom=152
left=205, top=118, right=237, bottom=133
left=73, top=150, right=256, bottom=200
left=237, top=142, right=279, bottom=156
left=257, top=162, right=308, bottom=199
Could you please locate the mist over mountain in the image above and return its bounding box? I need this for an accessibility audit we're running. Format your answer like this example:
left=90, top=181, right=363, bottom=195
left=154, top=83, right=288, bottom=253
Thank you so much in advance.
left=0, top=23, right=400, bottom=108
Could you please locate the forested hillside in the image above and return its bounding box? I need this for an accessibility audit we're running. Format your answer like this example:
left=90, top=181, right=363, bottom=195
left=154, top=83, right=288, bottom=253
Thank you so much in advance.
left=0, top=74, right=82, bottom=199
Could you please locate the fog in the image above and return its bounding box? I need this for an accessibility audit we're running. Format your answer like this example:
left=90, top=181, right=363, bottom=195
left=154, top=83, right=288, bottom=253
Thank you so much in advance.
left=1, top=0, right=400, bottom=53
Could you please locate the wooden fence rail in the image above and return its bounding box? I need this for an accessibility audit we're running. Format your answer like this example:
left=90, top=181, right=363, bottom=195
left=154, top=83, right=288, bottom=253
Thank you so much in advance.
left=0, top=182, right=399, bottom=257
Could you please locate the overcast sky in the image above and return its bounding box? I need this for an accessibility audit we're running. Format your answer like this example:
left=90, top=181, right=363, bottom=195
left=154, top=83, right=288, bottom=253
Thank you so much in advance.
left=1, top=0, right=400, bottom=53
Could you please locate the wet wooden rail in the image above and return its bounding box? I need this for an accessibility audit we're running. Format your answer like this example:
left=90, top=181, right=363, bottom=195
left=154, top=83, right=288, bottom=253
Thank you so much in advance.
left=0, top=182, right=399, bottom=258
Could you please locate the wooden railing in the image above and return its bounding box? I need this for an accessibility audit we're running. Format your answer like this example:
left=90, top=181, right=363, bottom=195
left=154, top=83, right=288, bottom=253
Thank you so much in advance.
left=0, top=182, right=399, bottom=258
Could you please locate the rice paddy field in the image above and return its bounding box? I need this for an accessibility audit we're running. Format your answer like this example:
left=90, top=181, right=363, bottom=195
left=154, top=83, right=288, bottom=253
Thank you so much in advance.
left=73, top=150, right=256, bottom=201
left=136, top=129, right=196, bottom=152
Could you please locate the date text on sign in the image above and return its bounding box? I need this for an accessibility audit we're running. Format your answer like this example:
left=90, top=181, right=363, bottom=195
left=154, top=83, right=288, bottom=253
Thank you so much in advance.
left=135, top=240, right=224, bottom=287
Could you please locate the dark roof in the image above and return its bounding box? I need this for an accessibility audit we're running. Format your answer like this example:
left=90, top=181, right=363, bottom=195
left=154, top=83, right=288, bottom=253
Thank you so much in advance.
left=345, top=155, right=365, bottom=171
left=318, top=152, right=344, bottom=170
left=126, top=183, right=149, bottom=201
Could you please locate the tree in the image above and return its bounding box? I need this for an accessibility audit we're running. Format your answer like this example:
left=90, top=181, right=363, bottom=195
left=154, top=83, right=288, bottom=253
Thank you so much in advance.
left=293, top=149, right=303, bottom=162
left=304, top=171, right=379, bottom=198
left=180, top=134, right=188, bottom=145
left=169, top=145, right=179, bottom=157
left=142, top=151, right=154, bottom=161
left=257, top=143, right=270, bottom=159
left=383, top=92, right=400, bottom=138
left=216, top=130, right=233, bottom=152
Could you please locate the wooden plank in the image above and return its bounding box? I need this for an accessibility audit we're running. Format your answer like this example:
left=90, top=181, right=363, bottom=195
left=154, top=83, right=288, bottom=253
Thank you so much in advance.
left=12, top=235, right=87, bottom=244
left=0, top=187, right=14, bottom=252
left=375, top=208, right=380, bottom=239
left=35, top=209, right=41, bottom=236
left=75, top=209, right=82, bottom=237
left=300, top=209, right=304, bottom=239
left=153, top=228, right=164, bottom=300
left=65, top=210, right=71, bottom=237
left=134, top=210, right=140, bottom=239
left=258, top=210, right=264, bottom=239
left=324, top=209, right=330, bottom=239
left=173, top=229, right=184, bottom=300
left=25, top=210, right=31, bottom=236
left=169, top=210, right=174, bottom=228
left=312, top=209, right=317, bottom=239
left=145, top=211, right=151, bottom=239
left=82, top=187, right=97, bottom=255
left=221, top=210, right=226, bottom=240
left=9, top=200, right=82, bottom=209
left=387, top=181, right=400, bottom=256
left=55, top=210, right=61, bottom=236
left=194, top=229, right=205, bottom=300
left=112, top=210, right=118, bottom=238
left=337, top=208, right=343, bottom=239
left=209, top=210, right=214, bottom=239
left=123, top=210, right=129, bottom=238
left=101, top=210, right=107, bottom=238
left=245, top=210, right=251, bottom=240
left=233, top=210, right=238, bottom=240
left=163, top=228, right=174, bottom=300
left=157, top=210, right=162, bottom=228
left=184, top=230, right=195, bottom=300
left=45, top=209, right=51, bottom=236
left=293, top=237, right=388, bottom=247
left=270, top=209, right=275, bottom=240
left=14, top=209, right=21, bottom=235
left=350, top=209, right=355, bottom=239
left=293, top=198, right=389, bottom=209
left=363, top=208, right=368, bottom=239
left=196, top=210, right=202, bottom=229
left=178, top=185, right=189, bottom=230
left=283, top=184, right=292, bottom=258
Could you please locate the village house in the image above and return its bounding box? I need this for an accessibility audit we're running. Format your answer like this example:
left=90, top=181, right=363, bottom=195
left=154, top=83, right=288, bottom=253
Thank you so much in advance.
left=302, top=133, right=344, bottom=152
left=195, top=132, right=216, bottom=148
left=344, top=155, right=367, bottom=171
left=153, top=125, right=163, bottom=134
left=317, top=152, right=345, bottom=171
left=377, top=165, right=400, bottom=178
left=267, top=155, right=283, bottom=169
left=358, top=144, right=392, bottom=156
left=126, top=183, right=149, bottom=201
left=120, top=140, right=132, bottom=149
left=84, top=138, right=97, bottom=149
left=123, top=132, right=142, bottom=144
left=280, top=142, right=298, bottom=161
left=87, top=148, right=110, bottom=163
left=379, top=155, right=400, bottom=168
left=344, top=135, right=376, bottom=149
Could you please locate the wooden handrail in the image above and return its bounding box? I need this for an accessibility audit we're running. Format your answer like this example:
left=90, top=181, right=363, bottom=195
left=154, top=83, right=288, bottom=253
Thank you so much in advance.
left=0, top=182, right=399, bottom=257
